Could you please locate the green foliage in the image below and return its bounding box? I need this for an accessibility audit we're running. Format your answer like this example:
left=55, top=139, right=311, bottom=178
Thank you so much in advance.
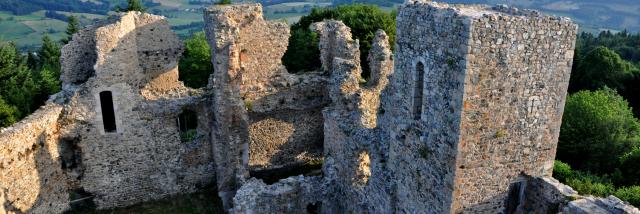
left=282, top=4, right=396, bottom=79
left=216, top=0, right=232, bottom=5
left=38, top=67, right=60, bottom=94
left=116, top=0, right=146, bottom=12
left=558, top=88, right=640, bottom=174
left=553, top=160, right=574, bottom=183
left=565, top=173, right=616, bottom=197
left=63, top=15, right=80, bottom=44
left=0, top=42, right=39, bottom=120
left=619, top=147, right=640, bottom=186
left=178, top=32, right=212, bottom=88
left=0, top=96, right=19, bottom=127
left=614, top=186, right=640, bottom=207
left=0, top=36, right=63, bottom=128
left=554, top=160, right=614, bottom=197
left=244, top=100, right=253, bottom=112
left=576, top=31, right=640, bottom=65
left=180, top=129, right=197, bottom=142
left=282, top=28, right=321, bottom=72
left=554, top=160, right=640, bottom=207
left=569, top=46, right=637, bottom=93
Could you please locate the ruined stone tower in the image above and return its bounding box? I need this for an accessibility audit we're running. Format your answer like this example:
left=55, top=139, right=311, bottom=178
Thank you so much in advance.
left=2, top=1, right=639, bottom=214
left=386, top=2, right=577, bottom=213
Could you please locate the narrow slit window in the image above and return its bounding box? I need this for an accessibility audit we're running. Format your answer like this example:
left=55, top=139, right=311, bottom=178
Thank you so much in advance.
left=99, top=91, right=117, bottom=133
left=413, top=62, right=425, bottom=120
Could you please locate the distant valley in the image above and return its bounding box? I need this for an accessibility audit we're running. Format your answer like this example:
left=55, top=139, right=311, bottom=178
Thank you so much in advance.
left=0, top=0, right=638, bottom=50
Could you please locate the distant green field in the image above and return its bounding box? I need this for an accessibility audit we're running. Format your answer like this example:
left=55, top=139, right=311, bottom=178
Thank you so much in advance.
left=0, top=0, right=332, bottom=49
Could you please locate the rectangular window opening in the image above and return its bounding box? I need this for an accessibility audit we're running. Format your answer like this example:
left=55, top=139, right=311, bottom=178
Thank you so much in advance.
left=99, top=91, right=117, bottom=133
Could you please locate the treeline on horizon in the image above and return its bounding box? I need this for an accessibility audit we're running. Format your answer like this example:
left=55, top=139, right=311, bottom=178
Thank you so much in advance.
left=0, top=0, right=161, bottom=16
left=0, top=2, right=640, bottom=207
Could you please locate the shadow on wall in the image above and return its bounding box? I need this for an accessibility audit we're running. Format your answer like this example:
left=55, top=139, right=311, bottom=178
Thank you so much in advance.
left=459, top=176, right=532, bottom=214
left=2, top=131, right=71, bottom=214
left=54, top=12, right=216, bottom=210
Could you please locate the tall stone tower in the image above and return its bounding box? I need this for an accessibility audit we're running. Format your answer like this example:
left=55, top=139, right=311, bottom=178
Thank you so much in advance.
left=383, top=1, right=578, bottom=213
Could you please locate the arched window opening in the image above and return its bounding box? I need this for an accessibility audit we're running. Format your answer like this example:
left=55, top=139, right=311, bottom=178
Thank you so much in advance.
left=99, top=91, right=117, bottom=133
left=413, top=62, right=425, bottom=120
left=177, top=109, right=198, bottom=142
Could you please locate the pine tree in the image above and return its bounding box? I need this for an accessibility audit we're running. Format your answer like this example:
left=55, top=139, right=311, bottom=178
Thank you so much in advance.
left=38, top=35, right=61, bottom=71
left=63, top=15, right=80, bottom=44
left=0, top=96, right=18, bottom=128
left=117, top=0, right=146, bottom=12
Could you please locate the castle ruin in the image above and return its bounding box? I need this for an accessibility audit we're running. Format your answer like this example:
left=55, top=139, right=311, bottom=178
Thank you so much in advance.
left=1, top=1, right=639, bottom=213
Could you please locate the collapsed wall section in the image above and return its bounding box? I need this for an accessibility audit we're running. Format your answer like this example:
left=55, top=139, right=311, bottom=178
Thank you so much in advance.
left=317, top=21, right=394, bottom=213
left=203, top=4, right=330, bottom=207
left=58, top=12, right=215, bottom=209
left=0, top=104, right=69, bottom=214
left=233, top=176, right=322, bottom=213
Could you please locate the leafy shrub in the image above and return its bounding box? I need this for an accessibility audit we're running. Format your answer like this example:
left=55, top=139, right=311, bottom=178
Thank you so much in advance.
left=553, top=160, right=575, bottom=183
left=178, top=32, right=212, bottom=88
left=566, top=176, right=615, bottom=197
left=558, top=88, right=640, bottom=174
left=619, top=147, right=640, bottom=186
left=554, top=161, right=615, bottom=197
left=614, top=186, right=640, bottom=207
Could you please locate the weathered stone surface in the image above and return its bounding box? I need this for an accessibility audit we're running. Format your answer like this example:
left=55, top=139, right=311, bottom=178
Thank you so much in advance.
left=312, top=20, right=361, bottom=74
left=2, top=2, right=638, bottom=214
left=0, top=104, right=68, bottom=214
left=203, top=4, right=330, bottom=208
left=57, top=12, right=213, bottom=209
left=232, top=176, right=322, bottom=214
left=566, top=196, right=640, bottom=214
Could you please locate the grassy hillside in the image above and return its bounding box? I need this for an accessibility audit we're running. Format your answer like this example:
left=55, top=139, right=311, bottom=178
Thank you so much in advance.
left=0, top=0, right=333, bottom=50
left=0, top=0, right=638, bottom=50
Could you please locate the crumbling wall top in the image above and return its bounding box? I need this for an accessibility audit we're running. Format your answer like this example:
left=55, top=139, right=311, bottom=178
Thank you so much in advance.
left=404, top=0, right=572, bottom=22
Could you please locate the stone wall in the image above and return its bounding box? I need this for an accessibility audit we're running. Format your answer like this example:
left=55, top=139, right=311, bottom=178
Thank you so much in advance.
left=57, top=12, right=215, bottom=209
left=232, top=176, right=322, bottom=214
left=203, top=4, right=331, bottom=207
left=452, top=3, right=578, bottom=212
left=318, top=20, right=395, bottom=213
left=384, top=2, right=472, bottom=212
left=520, top=176, right=578, bottom=213
left=0, top=104, right=69, bottom=214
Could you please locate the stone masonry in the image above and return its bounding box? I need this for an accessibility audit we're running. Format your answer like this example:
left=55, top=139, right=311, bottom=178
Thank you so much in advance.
left=1, top=1, right=639, bottom=214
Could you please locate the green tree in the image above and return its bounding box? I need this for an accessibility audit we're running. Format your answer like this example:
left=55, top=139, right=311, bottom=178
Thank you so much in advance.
left=619, top=147, right=640, bottom=186
left=282, top=4, right=396, bottom=79
left=38, top=35, right=61, bottom=71
left=557, top=88, right=640, bottom=174
left=569, top=46, right=636, bottom=93
left=36, top=35, right=62, bottom=98
left=216, top=0, right=232, bottom=5
left=0, top=96, right=18, bottom=127
left=179, top=32, right=212, bottom=88
left=117, top=0, right=146, bottom=12
left=0, top=42, right=40, bottom=121
left=63, top=15, right=80, bottom=44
